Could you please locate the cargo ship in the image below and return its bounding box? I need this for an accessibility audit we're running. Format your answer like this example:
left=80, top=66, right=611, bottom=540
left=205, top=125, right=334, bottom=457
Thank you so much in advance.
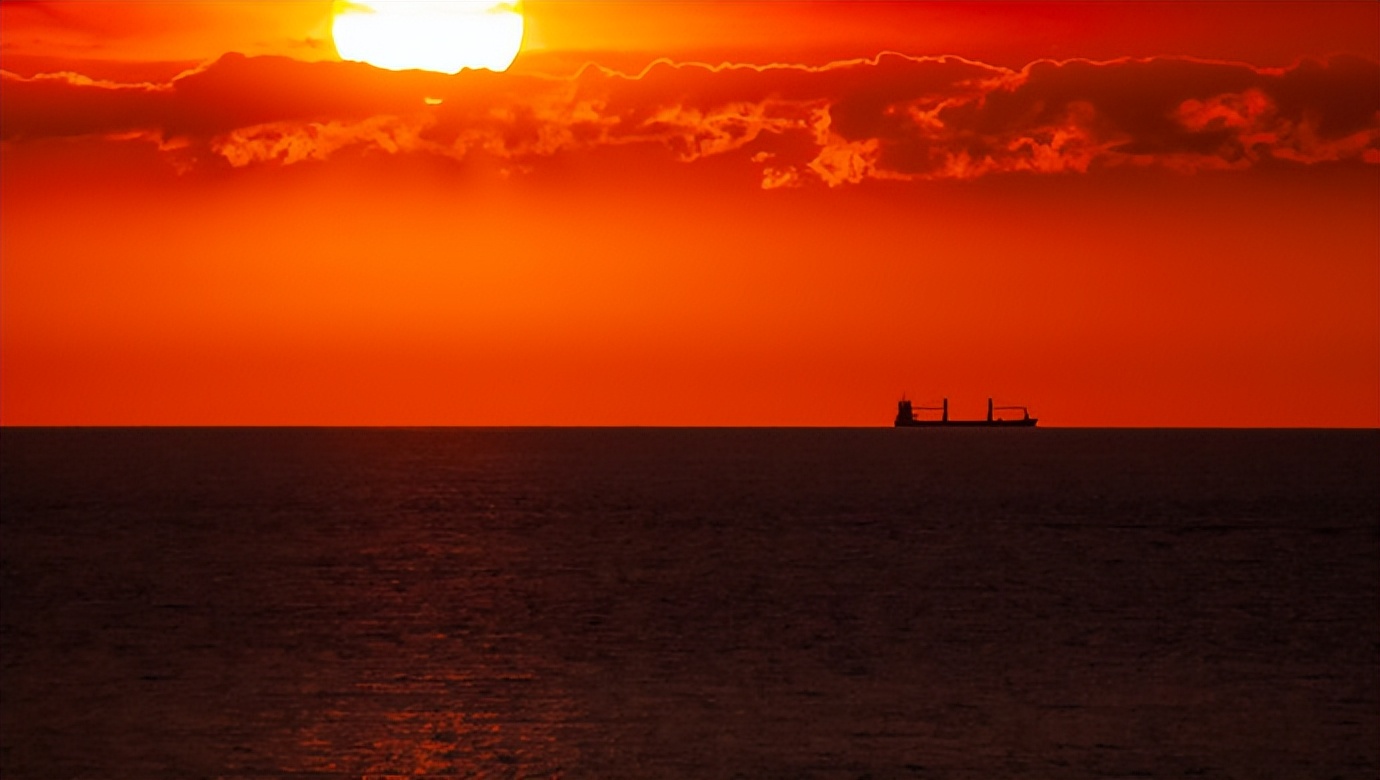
left=895, top=397, right=1038, bottom=427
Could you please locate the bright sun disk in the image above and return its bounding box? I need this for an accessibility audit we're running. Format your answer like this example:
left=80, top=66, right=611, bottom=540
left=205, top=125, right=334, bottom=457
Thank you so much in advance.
left=332, top=1, right=524, bottom=74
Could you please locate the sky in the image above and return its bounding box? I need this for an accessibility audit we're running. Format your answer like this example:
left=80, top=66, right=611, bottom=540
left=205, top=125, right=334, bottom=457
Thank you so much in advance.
left=2, top=1, right=1377, bottom=426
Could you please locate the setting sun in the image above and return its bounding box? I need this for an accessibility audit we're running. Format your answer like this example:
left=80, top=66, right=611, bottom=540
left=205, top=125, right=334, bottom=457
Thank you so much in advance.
left=331, top=0, right=523, bottom=74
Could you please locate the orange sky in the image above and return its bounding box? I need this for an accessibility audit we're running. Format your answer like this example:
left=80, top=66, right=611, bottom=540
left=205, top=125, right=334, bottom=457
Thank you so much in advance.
left=2, top=1, right=1378, bottom=426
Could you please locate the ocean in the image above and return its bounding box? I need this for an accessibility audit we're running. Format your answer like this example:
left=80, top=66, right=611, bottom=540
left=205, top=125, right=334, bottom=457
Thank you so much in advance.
left=2, top=427, right=1376, bottom=779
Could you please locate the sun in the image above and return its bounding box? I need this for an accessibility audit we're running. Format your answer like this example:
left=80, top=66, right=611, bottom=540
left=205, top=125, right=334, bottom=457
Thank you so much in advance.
left=332, top=1, right=524, bottom=74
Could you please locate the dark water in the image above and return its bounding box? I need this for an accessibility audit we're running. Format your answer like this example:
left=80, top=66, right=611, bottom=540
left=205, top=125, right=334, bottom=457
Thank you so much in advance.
left=2, top=428, right=1376, bottom=779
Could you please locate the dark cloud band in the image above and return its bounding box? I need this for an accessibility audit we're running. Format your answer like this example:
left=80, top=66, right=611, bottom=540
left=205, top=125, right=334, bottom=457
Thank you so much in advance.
left=3, top=51, right=1376, bottom=183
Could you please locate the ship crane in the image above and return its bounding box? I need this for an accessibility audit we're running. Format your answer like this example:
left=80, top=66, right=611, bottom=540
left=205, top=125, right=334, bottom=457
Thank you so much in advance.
left=987, top=399, right=1032, bottom=422
left=909, top=399, right=950, bottom=422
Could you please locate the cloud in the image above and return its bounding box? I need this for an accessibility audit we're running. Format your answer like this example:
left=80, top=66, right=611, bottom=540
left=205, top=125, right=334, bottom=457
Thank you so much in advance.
left=2, top=51, right=1376, bottom=185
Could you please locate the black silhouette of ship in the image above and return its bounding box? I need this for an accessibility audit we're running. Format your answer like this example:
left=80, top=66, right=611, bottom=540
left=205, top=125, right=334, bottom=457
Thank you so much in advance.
left=895, top=397, right=1037, bottom=427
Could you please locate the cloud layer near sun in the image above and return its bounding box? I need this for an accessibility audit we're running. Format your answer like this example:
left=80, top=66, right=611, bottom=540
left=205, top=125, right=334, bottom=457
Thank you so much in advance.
left=4, top=52, right=1378, bottom=186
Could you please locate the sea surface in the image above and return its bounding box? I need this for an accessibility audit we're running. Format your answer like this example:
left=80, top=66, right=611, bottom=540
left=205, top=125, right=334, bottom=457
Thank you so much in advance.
left=2, top=427, right=1376, bottom=780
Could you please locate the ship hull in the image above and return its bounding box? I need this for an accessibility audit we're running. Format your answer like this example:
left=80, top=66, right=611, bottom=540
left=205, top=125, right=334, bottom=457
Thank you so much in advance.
left=895, top=418, right=1038, bottom=428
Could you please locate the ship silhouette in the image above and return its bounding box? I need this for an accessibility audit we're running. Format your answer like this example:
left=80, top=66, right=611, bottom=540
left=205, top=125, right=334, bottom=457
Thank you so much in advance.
left=895, top=397, right=1037, bottom=427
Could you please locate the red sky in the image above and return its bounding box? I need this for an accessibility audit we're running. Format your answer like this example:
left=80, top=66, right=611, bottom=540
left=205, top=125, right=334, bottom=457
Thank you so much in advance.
left=2, top=1, right=1377, bottom=426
